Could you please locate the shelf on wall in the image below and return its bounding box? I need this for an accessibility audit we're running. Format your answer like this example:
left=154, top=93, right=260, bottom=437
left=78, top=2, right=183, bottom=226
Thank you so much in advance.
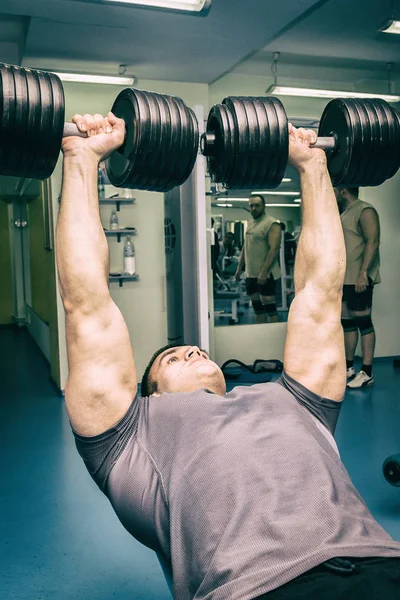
left=109, top=273, right=139, bottom=288
left=104, top=228, right=136, bottom=242
left=100, top=197, right=135, bottom=211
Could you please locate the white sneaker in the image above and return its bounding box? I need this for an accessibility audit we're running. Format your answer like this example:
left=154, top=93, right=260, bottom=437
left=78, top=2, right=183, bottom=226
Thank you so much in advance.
left=347, top=370, right=374, bottom=389
left=346, top=367, right=355, bottom=380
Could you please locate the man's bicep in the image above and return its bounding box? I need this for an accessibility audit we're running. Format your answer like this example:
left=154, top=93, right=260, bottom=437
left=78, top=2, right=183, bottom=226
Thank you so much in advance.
left=65, top=300, right=138, bottom=436
left=283, top=285, right=346, bottom=402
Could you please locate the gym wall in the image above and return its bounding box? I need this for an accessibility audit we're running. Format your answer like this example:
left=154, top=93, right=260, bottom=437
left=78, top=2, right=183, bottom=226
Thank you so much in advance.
left=51, top=79, right=209, bottom=390
left=210, top=70, right=400, bottom=366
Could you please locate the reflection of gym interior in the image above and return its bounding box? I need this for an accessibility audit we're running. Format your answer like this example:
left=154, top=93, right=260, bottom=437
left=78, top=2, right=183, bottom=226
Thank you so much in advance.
left=2, top=1, right=400, bottom=599
left=212, top=211, right=295, bottom=326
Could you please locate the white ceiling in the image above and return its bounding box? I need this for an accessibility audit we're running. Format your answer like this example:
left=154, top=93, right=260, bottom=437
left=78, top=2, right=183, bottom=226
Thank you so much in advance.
left=0, top=0, right=398, bottom=89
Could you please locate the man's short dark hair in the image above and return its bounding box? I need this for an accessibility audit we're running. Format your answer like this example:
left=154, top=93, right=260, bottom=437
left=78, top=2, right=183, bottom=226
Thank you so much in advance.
left=280, top=222, right=286, bottom=231
left=141, top=343, right=183, bottom=397
left=346, top=187, right=359, bottom=198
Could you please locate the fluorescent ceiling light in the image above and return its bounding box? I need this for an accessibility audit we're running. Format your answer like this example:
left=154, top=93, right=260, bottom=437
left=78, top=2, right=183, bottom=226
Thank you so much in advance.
left=217, top=198, right=300, bottom=203
left=294, top=198, right=302, bottom=203
left=104, top=0, right=211, bottom=13
left=266, top=85, right=400, bottom=102
left=260, top=203, right=300, bottom=208
left=380, top=19, right=400, bottom=34
left=216, top=203, right=233, bottom=207
left=251, top=191, right=300, bottom=196
left=282, top=178, right=292, bottom=183
left=55, top=72, right=136, bottom=85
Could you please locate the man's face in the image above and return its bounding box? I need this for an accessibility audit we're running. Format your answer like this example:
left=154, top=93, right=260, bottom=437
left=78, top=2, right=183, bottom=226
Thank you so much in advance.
left=149, top=346, right=226, bottom=396
left=248, top=196, right=265, bottom=219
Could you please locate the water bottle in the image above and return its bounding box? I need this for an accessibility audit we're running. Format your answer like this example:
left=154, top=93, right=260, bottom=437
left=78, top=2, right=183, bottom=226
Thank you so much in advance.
left=98, top=168, right=105, bottom=199
left=123, top=236, right=135, bottom=275
left=110, top=210, right=119, bottom=230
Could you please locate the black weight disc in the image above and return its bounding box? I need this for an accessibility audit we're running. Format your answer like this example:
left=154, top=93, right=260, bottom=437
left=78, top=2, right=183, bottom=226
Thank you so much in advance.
left=263, top=97, right=285, bottom=189
left=173, top=98, right=198, bottom=189
left=107, top=88, right=150, bottom=189
left=386, top=105, right=400, bottom=180
left=168, top=95, right=191, bottom=190
left=269, top=96, right=288, bottom=189
left=372, top=99, right=399, bottom=184
left=24, top=67, right=43, bottom=178
left=319, top=99, right=360, bottom=186
left=34, top=69, right=55, bottom=179
left=36, top=71, right=57, bottom=179
left=141, top=92, right=168, bottom=191
left=347, top=99, right=374, bottom=186
left=223, top=97, right=251, bottom=189
left=44, top=71, right=65, bottom=179
left=250, top=98, right=271, bottom=188
left=10, top=66, right=30, bottom=176
left=160, top=94, right=182, bottom=191
left=0, top=63, right=17, bottom=176
left=107, top=88, right=197, bottom=192
left=132, top=90, right=164, bottom=190
left=205, top=103, right=235, bottom=186
left=357, top=100, right=382, bottom=186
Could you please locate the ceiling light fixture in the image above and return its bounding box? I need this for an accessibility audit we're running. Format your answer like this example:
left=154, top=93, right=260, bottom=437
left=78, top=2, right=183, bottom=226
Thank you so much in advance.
left=251, top=191, right=300, bottom=196
left=104, top=0, right=211, bottom=14
left=54, top=71, right=136, bottom=85
left=265, top=51, right=400, bottom=102
left=215, top=203, right=233, bottom=207
left=380, top=0, right=400, bottom=33
left=267, top=86, right=400, bottom=102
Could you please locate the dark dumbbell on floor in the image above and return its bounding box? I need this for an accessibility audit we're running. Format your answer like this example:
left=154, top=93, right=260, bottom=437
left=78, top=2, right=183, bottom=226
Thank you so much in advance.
left=0, top=63, right=199, bottom=192
left=200, top=95, right=400, bottom=189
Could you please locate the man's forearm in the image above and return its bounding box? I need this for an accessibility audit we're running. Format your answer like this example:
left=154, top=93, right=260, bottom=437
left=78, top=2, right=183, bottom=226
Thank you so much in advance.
left=237, top=248, right=245, bottom=272
left=260, top=249, right=279, bottom=277
left=296, top=161, right=346, bottom=293
left=56, top=154, right=110, bottom=312
left=360, top=242, right=379, bottom=276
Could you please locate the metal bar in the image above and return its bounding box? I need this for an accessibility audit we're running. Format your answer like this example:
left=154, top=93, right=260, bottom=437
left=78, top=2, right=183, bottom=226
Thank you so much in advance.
left=313, top=136, right=336, bottom=151
left=63, top=122, right=87, bottom=138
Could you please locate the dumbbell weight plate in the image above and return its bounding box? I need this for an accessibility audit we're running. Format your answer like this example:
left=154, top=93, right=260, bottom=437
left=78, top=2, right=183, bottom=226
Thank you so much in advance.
left=46, top=72, right=65, bottom=180
left=224, top=97, right=252, bottom=189
left=372, top=99, right=399, bottom=184
left=24, top=68, right=44, bottom=178
left=205, top=103, right=236, bottom=186
left=250, top=98, right=271, bottom=188
left=359, top=100, right=383, bottom=187
left=318, top=99, right=362, bottom=186
left=384, top=103, right=400, bottom=181
left=349, top=99, right=375, bottom=186
left=0, top=64, right=17, bottom=175
left=176, top=97, right=199, bottom=189
left=8, top=66, right=29, bottom=177
left=268, top=96, right=288, bottom=189
left=107, top=88, right=198, bottom=192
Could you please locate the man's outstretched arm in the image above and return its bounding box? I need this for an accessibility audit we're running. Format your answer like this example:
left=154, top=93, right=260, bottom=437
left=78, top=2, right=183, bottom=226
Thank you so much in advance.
left=283, top=125, right=346, bottom=402
left=57, top=113, right=137, bottom=436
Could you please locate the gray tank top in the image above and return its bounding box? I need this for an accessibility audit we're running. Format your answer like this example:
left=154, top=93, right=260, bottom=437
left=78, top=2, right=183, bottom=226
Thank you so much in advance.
left=341, top=199, right=381, bottom=285
left=73, top=373, right=400, bottom=599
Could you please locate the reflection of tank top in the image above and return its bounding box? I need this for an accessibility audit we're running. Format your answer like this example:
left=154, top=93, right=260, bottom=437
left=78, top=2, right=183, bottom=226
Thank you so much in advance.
left=245, top=214, right=281, bottom=279
left=340, top=200, right=381, bottom=285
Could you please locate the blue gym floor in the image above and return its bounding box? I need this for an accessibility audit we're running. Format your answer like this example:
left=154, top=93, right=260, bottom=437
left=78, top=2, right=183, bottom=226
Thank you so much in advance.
left=1, top=328, right=400, bottom=600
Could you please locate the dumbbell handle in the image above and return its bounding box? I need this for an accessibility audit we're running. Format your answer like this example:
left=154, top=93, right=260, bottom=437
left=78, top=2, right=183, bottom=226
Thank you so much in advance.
left=201, top=132, right=337, bottom=157
left=312, top=136, right=336, bottom=151
left=63, top=122, right=89, bottom=138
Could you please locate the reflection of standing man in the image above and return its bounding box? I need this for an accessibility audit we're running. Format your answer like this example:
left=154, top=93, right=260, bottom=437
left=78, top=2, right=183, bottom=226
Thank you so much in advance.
left=235, top=195, right=281, bottom=323
left=335, top=187, right=381, bottom=388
